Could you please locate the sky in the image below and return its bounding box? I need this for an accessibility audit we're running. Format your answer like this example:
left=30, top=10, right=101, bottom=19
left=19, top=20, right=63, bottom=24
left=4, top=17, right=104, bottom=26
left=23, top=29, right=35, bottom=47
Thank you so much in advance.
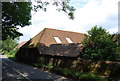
left=18, top=0, right=119, bottom=43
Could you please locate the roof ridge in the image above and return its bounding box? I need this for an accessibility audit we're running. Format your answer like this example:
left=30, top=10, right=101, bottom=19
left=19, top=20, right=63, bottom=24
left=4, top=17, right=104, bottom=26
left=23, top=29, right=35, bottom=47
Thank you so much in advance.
left=44, top=28, right=86, bottom=35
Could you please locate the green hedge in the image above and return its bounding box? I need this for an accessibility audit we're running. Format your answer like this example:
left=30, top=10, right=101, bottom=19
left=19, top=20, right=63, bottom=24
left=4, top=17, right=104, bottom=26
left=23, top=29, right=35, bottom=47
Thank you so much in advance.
left=51, top=68, right=107, bottom=81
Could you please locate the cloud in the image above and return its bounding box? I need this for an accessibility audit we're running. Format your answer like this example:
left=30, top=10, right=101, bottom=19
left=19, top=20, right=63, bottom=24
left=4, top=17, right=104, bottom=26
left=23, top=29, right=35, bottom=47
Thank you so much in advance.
left=75, top=0, right=118, bottom=25
left=18, top=0, right=119, bottom=43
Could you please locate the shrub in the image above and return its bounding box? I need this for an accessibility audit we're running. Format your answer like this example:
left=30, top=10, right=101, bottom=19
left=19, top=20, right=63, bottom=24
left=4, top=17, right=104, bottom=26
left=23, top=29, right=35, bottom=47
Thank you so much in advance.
left=79, top=72, right=107, bottom=81
left=6, top=50, right=17, bottom=60
left=34, top=63, right=53, bottom=71
left=82, top=26, right=118, bottom=61
left=2, top=37, right=18, bottom=52
left=51, top=68, right=107, bottom=81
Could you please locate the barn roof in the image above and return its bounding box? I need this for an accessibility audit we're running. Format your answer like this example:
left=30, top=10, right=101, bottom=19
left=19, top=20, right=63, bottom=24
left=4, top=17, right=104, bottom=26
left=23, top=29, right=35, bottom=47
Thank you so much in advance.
left=37, top=43, right=84, bottom=57
left=20, top=28, right=85, bottom=57
left=14, top=41, right=27, bottom=50
left=22, top=28, right=85, bottom=48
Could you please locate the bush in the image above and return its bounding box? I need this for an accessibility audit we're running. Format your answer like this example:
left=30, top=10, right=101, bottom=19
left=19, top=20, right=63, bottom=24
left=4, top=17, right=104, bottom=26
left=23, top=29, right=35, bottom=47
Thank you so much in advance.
left=79, top=72, right=107, bottom=81
left=6, top=50, right=17, bottom=60
left=1, top=37, right=18, bottom=60
left=82, top=26, right=118, bottom=61
left=51, top=68, right=107, bottom=81
left=2, top=37, right=18, bottom=52
left=34, top=63, right=53, bottom=71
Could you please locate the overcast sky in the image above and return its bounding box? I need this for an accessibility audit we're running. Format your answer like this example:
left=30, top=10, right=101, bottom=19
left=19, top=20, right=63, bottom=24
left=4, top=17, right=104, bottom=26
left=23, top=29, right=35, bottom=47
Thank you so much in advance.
left=18, top=0, right=119, bottom=43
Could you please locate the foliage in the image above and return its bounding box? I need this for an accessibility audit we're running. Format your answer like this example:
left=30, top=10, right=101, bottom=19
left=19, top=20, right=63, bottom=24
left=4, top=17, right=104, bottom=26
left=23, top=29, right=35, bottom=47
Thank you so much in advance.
left=2, top=1, right=75, bottom=40
left=51, top=68, right=107, bottom=81
left=34, top=63, right=53, bottom=71
left=115, top=46, right=120, bottom=61
left=112, top=33, right=120, bottom=46
left=5, top=50, right=18, bottom=60
left=33, top=0, right=75, bottom=19
left=1, top=37, right=18, bottom=60
left=44, top=63, right=53, bottom=70
left=1, top=48, right=17, bottom=60
left=0, top=49, right=8, bottom=55
left=81, top=26, right=118, bottom=61
left=2, top=37, right=18, bottom=52
left=2, top=2, right=32, bottom=40
left=34, top=63, right=43, bottom=67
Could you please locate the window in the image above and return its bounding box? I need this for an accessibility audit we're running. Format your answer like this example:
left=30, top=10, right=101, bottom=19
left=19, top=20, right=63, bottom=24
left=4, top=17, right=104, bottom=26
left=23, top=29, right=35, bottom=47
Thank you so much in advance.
left=65, top=37, right=73, bottom=43
left=54, top=37, right=62, bottom=43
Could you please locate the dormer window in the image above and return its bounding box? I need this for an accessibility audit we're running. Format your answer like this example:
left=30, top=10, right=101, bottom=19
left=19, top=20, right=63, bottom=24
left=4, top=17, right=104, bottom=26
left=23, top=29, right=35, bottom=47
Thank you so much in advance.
left=54, top=37, right=62, bottom=43
left=65, top=37, right=73, bottom=43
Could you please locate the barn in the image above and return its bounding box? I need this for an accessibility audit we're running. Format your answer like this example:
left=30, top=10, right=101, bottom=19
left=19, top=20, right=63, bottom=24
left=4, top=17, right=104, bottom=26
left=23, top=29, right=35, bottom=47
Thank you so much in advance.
left=16, top=28, right=85, bottom=65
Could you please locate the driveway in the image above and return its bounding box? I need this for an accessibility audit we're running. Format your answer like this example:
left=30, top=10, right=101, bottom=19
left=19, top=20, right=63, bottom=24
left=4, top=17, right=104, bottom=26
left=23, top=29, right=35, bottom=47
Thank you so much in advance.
left=0, top=55, right=73, bottom=81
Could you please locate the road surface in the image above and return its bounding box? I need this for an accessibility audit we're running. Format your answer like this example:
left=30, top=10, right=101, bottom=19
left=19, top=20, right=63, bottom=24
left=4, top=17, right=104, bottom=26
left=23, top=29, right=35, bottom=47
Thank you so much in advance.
left=0, top=55, right=73, bottom=81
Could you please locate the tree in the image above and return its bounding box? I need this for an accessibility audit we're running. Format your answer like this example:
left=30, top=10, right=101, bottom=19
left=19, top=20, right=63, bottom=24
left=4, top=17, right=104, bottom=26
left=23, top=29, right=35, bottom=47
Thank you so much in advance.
left=2, top=37, right=18, bottom=52
left=2, top=2, right=32, bottom=40
left=33, top=0, right=75, bottom=19
left=2, top=1, right=75, bottom=40
left=81, top=26, right=117, bottom=61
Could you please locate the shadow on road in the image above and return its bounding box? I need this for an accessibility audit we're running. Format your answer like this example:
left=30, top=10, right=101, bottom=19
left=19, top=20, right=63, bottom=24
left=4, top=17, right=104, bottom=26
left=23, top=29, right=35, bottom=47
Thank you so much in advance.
left=1, top=56, right=73, bottom=81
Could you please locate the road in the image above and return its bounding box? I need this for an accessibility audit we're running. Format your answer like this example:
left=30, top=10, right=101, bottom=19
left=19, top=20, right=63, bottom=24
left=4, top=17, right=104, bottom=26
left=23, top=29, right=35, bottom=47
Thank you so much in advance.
left=0, top=55, right=73, bottom=81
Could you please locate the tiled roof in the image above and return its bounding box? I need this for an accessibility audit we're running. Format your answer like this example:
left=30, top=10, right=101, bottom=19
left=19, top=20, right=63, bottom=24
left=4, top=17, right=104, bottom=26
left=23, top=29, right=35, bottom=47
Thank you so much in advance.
left=20, top=28, right=85, bottom=57
left=22, top=28, right=85, bottom=47
left=36, top=43, right=84, bottom=57
left=14, top=41, right=27, bottom=50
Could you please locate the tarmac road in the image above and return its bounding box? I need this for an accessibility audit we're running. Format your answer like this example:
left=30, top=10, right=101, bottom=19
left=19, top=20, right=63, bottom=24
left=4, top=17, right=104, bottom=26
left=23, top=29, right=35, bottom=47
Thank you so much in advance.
left=0, top=55, right=73, bottom=81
